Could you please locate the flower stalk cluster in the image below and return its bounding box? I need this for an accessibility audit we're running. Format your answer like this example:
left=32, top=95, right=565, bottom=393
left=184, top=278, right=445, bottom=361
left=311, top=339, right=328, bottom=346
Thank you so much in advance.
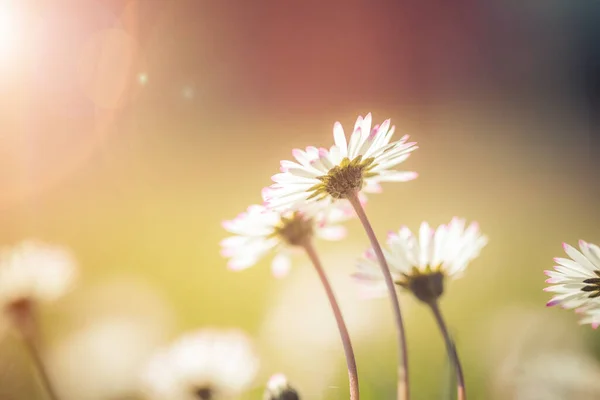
left=223, top=113, right=489, bottom=400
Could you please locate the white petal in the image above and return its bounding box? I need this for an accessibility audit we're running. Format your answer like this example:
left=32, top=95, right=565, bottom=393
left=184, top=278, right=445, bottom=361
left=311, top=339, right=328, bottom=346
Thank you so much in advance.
left=333, top=122, right=347, bottom=156
left=316, top=226, right=347, bottom=241
left=564, top=243, right=597, bottom=271
left=271, top=254, right=292, bottom=278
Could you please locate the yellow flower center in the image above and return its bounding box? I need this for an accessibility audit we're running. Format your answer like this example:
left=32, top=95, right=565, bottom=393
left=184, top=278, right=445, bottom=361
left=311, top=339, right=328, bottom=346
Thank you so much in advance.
left=307, top=156, right=377, bottom=200
left=395, top=266, right=445, bottom=303
left=582, top=271, right=600, bottom=298
left=272, top=212, right=314, bottom=246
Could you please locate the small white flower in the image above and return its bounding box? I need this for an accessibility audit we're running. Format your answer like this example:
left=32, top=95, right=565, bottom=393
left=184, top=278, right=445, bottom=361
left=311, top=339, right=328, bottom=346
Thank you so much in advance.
left=353, top=218, right=487, bottom=302
left=544, top=240, right=600, bottom=312
left=263, top=113, right=417, bottom=211
left=0, top=240, right=77, bottom=312
left=221, top=202, right=352, bottom=278
left=141, top=329, right=259, bottom=400
left=264, top=373, right=298, bottom=400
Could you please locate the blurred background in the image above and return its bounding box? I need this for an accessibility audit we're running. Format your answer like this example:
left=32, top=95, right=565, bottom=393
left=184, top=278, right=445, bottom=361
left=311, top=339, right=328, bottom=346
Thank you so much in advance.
left=1, top=0, right=600, bottom=399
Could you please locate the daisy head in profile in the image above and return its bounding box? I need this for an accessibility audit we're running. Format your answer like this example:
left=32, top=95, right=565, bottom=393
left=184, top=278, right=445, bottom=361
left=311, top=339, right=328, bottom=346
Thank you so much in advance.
left=0, top=240, right=77, bottom=332
left=263, top=113, right=418, bottom=211
left=221, top=201, right=354, bottom=278
left=141, top=329, right=259, bottom=400
left=263, top=373, right=300, bottom=400
left=353, top=218, right=488, bottom=303
left=545, top=240, right=600, bottom=317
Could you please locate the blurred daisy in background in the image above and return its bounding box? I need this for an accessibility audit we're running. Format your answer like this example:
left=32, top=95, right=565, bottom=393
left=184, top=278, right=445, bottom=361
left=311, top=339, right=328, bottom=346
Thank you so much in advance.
left=264, top=373, right=300, bottom=400
left=0, top=240, right=77, bottom=332
left=478, top=306, right=600, bottom=400
left=49, top=317, right=170, bottom=400
left=263, top=113, right=417, bottom=211
left=48, top=277, right=175, bottom=400
left=353, top=218, right=487, bottom=303
left=141, top=329, right=259, bottom=400
left=221, top=202, right=352, bottom=278
left=545, top=241, right=600, bottom=316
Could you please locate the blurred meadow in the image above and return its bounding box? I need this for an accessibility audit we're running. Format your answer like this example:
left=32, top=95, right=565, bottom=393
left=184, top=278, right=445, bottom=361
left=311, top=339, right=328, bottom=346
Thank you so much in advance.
left=1, top=0, right=600, bottom=399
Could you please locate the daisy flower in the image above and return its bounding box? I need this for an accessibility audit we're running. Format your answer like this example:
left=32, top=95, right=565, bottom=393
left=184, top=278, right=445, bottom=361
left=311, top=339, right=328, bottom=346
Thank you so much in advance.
left=353, top=218, right=488, bottom=303
left=221, top=202, right=352, bottom=278
left=545, top=240, right=600, bottom=312
left=263, top=374, right=299, bottom=400
left=0, top=241, right=77, bottom=325
left=141, top=329, right=259, bottom=400
left=263, top=113, right=418, bottom=211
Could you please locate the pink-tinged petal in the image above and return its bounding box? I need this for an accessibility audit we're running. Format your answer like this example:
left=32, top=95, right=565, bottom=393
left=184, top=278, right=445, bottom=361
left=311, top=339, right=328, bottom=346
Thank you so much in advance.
left=546, top=299, right=560, bottom=307
left=544, top=270, right=553, bottom=277
left=353, top=116, right=364, bottom=132
left=333, top=122, right=347, bottom=152
left=271, top=254, right=292, bottom=279
left=579, top=239, right=588, bottom=249
left=593, top=322, right=600, bottom=329
left=261, top=187, right=272, bottom=201
left=222, top=220, right=235, bottom=230
left=220, top=247, right=235, bottom=257
left=364, top=248, right=377, bottom=261
left=292, top=148, right=303, bottom=158
left=562, top=242, right=570, bottom=252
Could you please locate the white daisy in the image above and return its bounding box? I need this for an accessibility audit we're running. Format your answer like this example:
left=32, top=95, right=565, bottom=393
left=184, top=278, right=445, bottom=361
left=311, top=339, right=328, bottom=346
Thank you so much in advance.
left=141, top=329, right=259, bottom=400
left=544, top=241, right=600, bottom=311
left=263, top=374, right=299, bottom=400
left=263, top=113, right=418, bottom=211
left=353, top=218, right=488, bottom=302
left=221, top=202, right=352, bottom=278
left=0, top=241, right=77, bottom=321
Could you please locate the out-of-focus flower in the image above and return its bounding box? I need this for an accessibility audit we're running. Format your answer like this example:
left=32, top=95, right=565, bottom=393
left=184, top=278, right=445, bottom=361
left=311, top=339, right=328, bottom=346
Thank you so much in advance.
left=353, top=218, right=487, bottom=302
left=477, top=307, right=599, bottom=400
left=544, top=241, right=600, bottom=317
left=48, top=317, right=169, bottom=400
left=0, top=241, right=76, bottom=328
left=141, top=329, right=259, bottom=400
left=264, top=374, right=300, bottom=400
left=263, top=113, right=417, bottom=211
left=47, top=278, right=175, bottom=400
left=221, top=203, right=351, bottom=278
left=506, top=352, right=600, bottom=400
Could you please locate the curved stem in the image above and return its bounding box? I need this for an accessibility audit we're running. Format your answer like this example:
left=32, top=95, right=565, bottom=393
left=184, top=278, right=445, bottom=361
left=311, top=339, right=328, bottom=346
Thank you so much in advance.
left=19, top=326, right=61, bottom=400
left=428, top=301, right=466, bottom=400
left=346, top=191, right=409, bottom=400
left=302, top=239, right=360, bottom=400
